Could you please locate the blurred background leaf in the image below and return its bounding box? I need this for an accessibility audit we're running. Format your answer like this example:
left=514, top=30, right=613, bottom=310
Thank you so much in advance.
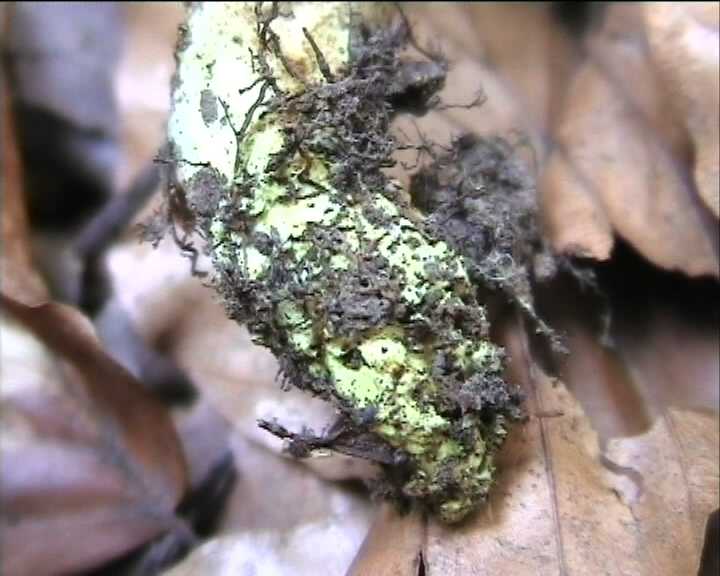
left=1, top=85, right=190, bottom=575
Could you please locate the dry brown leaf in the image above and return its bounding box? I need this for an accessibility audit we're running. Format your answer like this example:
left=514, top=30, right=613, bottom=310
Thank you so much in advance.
left=404, top=4, right=614, bottom=263
left=604, top=408, right=719, bottom=564
left=346, top=504, right=425, bottom=576
left=424, top=377, right=715, bottom=575
left=461, top=2, right=580, bottom=139
left=1, top=80, right=48, bottom=305
left=0, top=295, right=191, bottom=576
left=540, top=3, right=719, bottom=278
left=399, top=3, right=579, bottom=176
left=406, top=4, right=719, bottom=279
left=116, top=2, right=185, bottom=191
left=644, top=2, right=720, bottom=219
left=1, top=79, right=190, bottom=575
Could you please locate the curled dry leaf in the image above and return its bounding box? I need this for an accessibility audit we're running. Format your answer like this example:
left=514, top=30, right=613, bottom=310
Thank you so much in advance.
left=460, top=2, right=581, bottom=139
left=644, top=2, right=720, bottom=219
left=0, top=295, right=190, bottom=576
left=116, top=2, right=186, bottom=191
left=0, top=83, right=47, bottom=305
left=0, top=82, right=190, bottom=575
left=540, top=3, right=719, bottom=278
left=411, top=3, right=719, bottom=279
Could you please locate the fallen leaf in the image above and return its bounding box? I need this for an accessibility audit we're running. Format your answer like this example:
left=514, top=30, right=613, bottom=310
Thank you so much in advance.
left=116, top=2, right=186, bottom=191
left=346, top=504, right=424, bottom=576
left=461, top=2, right=580, bottom=138
left=0, top=77, right=190, bottom=575
left=604, top=408, right=719, bottom=564
left=644, top=2, right=720, bottom=219
left=408, top=3, right=719, bottom=280
left=0, top=79, right=47, bottom=305
left=0, top=295, right=191, bottom=575
left=540, top=3, right=718, bottom=277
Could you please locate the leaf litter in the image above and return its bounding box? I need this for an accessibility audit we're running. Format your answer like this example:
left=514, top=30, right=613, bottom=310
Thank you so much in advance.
left=4, top=2, right=714, bottom=574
